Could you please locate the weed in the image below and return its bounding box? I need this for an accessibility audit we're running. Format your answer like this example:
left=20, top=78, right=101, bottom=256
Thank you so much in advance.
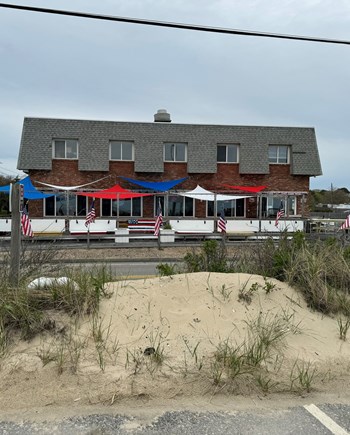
left=125, top=348, right=144, bottom=375
left=214, top=339, right=248, bottom=380
left=147, top=329, right=167, bottom=367
left=290, top=360, right=317, bottom=393
left=238, top=280, right=260, bottom=304
left=337, top=316, right=350, bottom=341
left=157, top=263, right=178, bottom=277
left=182, top=337, right=203, bottom=371
left=37, top=343, right=57, bottom=367
left=219, top=284, right=233, bottom=301
left=262, top=277, right=276, bottom=294
left=255, top=373, right=279, bottom=394
left=0, top=321, right=8, bottom=358
left=184, top=240, right=233, bottom=273
left=210, top=360, right=225, bottom=385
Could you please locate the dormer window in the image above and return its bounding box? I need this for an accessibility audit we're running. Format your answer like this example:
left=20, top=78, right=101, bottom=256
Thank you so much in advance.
left=269, top=145, right=289, bottom=164
left=53, top=139, right=78, bottom=159
left=110, top=141, right=134, bottom=161
left=217, top=144, right=239, bottom=163
left=164, top=143, right=187, bottom=162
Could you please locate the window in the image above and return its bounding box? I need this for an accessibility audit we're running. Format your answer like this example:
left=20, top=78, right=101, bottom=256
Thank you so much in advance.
left=207, top=199, right=245, bottom=217
left=268, top=145, right=289, bottom=164
left=53, top=139, right=78, bottom=159
left=164, top=143, right=187, bottom=162
left=217, top=144, right=239, bottom=163
left=45, top=193, right=86, bottom=216
left=110, top=141, right=134, bottom=161
left=155, top=195, right=194, bottom=217
left=263, top=195, right=296, bottom=217
left=101, top=197, right=141, bottom=217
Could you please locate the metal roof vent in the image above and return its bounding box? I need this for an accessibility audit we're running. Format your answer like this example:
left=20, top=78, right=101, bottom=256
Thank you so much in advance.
left=154, top=109, right=171, bottom=123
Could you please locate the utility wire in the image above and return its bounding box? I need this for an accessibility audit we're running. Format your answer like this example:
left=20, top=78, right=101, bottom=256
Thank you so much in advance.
left=0, top=2, right=350, bottom=46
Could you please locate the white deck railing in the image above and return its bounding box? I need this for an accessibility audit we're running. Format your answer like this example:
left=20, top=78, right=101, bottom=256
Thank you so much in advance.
left=0, top=217, right=305, bottom=237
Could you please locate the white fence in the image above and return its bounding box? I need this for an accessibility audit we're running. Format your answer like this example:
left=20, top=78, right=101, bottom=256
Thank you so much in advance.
left=0, top=217, right=305, bottom=238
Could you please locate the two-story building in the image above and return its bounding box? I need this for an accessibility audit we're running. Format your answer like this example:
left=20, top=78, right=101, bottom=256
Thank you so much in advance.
left=17, top=109, right=322, bottom=229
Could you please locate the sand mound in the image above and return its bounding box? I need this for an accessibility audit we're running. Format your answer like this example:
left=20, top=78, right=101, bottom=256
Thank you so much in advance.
left=1, top=272, right=350, bottom=416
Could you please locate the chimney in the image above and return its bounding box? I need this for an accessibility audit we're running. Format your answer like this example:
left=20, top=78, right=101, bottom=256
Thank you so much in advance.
left=154, top=109, right=171, bottom=123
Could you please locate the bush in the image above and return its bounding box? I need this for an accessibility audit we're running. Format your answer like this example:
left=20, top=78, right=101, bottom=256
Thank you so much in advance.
left=184, top=240, right=233, bottom=273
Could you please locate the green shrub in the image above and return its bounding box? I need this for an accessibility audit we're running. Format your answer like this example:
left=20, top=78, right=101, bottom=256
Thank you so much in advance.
left=184, top=240, right=233, bottom=273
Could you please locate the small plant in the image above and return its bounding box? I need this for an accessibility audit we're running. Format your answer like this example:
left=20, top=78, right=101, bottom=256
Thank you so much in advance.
left=125, top=348, right=144, bottom=375
left=255, top=373, right=279, bottom=394
left=210, top=360, right=225, bottom=385
left=290, top=360, right=317, bottom=393
left=147, top=330, right=167, bottom=367
left=182, top=337, right=203, bottom=371
left=337, top=316, right=350, bottom=341
left=157, top=263, right=178, bottom=277
left=214, top=339, right=248, bottom=380
left=163, top=222, right=172, bottom=230
left=0, top=322, right=9, bottom=358
left=37, top=342, right=57, bottom=367
left=219, top=284, right=233, bottom=301
left=262, top=277, right=276, bottom=294
left=238, top=280, right=260, bottom=304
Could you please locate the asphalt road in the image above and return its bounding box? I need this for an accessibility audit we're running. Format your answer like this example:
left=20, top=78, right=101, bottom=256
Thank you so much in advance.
left=0, top=403, right=349, bottom=434
left=64, top=260, right=179, bottom=278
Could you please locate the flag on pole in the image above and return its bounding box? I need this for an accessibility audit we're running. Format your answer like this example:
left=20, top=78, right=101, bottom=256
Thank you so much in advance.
left=340, top=214, right=350, bottom=230
left=154, top=199, right=163, bottom=236
left=218, top=209, right=227, bottom=233
left=21, top=203, right=34, bottom=237
left=85, top=200, right=96, bottom=227
left=275, top=201, right=285, bottom=227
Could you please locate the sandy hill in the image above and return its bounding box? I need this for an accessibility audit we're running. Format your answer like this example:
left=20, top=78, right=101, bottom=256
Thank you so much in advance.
left=1, top=272, right=350, bottom=420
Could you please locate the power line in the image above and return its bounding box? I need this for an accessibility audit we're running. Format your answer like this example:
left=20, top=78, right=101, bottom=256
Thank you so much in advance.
left=0, top=2, right=350, bottom=46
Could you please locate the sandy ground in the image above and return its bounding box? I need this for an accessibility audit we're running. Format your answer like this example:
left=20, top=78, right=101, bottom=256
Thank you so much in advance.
left=1, top=270, right=350, bottom=424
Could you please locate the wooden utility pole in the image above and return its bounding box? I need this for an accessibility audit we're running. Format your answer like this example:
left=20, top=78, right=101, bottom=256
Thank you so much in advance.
left=10, top=183, right=21, bottom=287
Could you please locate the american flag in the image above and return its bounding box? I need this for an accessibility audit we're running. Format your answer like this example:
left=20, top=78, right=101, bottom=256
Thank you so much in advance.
left=85, top=200, right=96, bottom=227
left=275, top=202, right=285, bottom=227
left=154, top=199, right=163, bottom=236
left=21, top=203, right=34, bottom=237
left=340, top=214, right=350, bottom=230
left=218, top=209, right=226, bottom=233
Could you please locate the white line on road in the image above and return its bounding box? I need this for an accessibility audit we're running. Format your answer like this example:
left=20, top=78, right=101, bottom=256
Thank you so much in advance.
left=304, top=404, right=349, bottom=435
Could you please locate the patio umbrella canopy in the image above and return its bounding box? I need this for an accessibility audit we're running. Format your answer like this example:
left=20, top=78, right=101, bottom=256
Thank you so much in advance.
left=120, top=177, right=187, bottom=192
left=0, top=176, right=55, bottom=199
left=76, top=184, right=153, bottom=199
left=179, top=185, right=252, bottom=201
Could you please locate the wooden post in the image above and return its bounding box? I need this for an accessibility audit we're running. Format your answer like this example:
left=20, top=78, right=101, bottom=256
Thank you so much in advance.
left=87, top=225, right=90, bottom=249
left=10, top=183, right=21, bottom=287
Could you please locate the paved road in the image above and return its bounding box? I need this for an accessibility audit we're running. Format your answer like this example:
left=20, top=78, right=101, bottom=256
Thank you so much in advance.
left=1, top=403, right=349, bottom=434
left=64, top=260, right=181, bottom=278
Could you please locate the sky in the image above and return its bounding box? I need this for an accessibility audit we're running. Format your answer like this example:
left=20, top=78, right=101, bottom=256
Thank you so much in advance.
left=0, top=0, right=349, bottom=190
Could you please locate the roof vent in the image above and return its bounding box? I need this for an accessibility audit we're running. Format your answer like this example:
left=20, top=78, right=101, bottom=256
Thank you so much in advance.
left=154, top=109, right=171, bottom=123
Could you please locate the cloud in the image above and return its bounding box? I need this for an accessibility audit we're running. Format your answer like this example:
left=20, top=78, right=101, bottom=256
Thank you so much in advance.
left=0, top=0, right=349, bottom=189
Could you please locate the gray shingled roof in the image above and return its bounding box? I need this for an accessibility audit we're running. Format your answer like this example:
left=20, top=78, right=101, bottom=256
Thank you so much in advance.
left=17, top=117, right=322, bottom=176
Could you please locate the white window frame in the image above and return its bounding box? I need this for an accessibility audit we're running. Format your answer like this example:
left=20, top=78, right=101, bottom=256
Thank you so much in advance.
left=110, top=141, right=134, bottom=161
left=53, top=139, right=78, bottom=159
left=264, top=195, right=297, bottom=217
left=217, top=144, right=239, bottom=163
left=164, top=142, right=187, bottom=162
left=268, top=145, right=290, bottom=164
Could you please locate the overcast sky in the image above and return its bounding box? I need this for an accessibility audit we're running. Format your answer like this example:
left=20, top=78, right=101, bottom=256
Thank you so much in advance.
left=0, top=0, right=349, bottom=189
